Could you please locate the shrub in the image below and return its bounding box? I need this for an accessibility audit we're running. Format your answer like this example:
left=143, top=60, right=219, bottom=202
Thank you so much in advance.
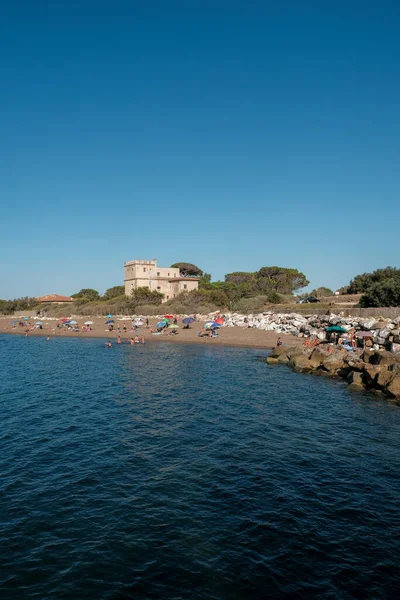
left=134, top=304, right=164, bottom=316
left=233, top=296, right=269, bottom=313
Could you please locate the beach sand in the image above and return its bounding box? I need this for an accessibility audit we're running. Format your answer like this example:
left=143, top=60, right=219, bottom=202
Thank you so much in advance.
left=0, top=316, right=300, bottom=349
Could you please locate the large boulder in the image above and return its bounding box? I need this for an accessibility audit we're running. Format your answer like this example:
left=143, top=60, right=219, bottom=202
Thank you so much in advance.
left=386, top=377, right=400, bottom=399
left=288, top=353, right=313, bottom=373
left=347, top=371, right=366, bottom=391
left=362, top=364, right=381, bottom=386
left=320, top=353, right=346, bottom=374
left=376, top=369, right=395, bottom=389
left=363, top=318, right=379, bottom=330
left=308, top=348, right=330, bottom=369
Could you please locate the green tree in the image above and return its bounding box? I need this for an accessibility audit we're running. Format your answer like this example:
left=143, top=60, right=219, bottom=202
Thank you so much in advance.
left=256, top=267, right=309, bottom=294
left=225, top=272, right=255, bottom=285
left=71, top=288, right=100, bottom=302
left=171, top=262, right=203, bottom=277
left=348, top=267, right=400, bottom=294
left=359, top=278, right=400, bottom=307
left=103, top=285, right=125, bottom=300
left=199, top=272, right=212, bottom=289
left=311, top=286, right=333, bottom=298
left=131, top=286, right=164, bottom=307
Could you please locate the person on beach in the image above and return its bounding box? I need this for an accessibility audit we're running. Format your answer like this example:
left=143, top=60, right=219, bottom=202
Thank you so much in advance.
left=117, top=335, right=121, bottom=344
left=117, top=324, right=121, bottom=332
left=130, top=338, right=135, bottom=345
left=123, top=323, right=127, bottom=333
left=146, top=318, right=149, bottom=328
left=277, top=337, right=282, bottom=347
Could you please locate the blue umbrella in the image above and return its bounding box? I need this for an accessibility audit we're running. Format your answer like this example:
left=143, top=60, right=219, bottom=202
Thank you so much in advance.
left=35, top=321, right=43, bottom=325
left=106, top=314, right=113, bottom=318
left=105, top=320, right=114, bottom=324
left=205, top=322, right=221, bottom=329
left=156, top=321, right=166, bottom=328
left=182, top=317, right=195, bottom=325
left=69, top=320, right=78, bottom=325
left=23, top=317, right=30, bottom=320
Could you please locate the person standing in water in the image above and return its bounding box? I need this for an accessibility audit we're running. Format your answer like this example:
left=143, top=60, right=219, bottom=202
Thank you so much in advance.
left=117, top=335, right=121, bottom=345
left=107, top=341, right=112, bottom=348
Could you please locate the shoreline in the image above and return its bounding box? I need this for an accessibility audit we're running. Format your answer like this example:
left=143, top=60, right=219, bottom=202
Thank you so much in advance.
left=0, top=317, right=300, bottom=350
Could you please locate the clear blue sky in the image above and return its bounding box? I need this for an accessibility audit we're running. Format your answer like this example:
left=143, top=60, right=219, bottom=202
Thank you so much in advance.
left=1, top=1, right=399, bottom=299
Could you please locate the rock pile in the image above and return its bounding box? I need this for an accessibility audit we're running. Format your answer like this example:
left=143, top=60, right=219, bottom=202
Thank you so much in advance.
left=265, top=345, right=400, bottom=400
left=214, top=312, right=400, bottom=351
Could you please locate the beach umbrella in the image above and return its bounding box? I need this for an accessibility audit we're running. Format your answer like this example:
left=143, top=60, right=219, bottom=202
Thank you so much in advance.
left=36, top=321, right=43, bottom=325
left=169, top=324, right=179, bottom=329
left=60, top=318, right=69, bottom=322
left=205, top=322, right=221, bottom=329
left=214, top=317, right=224, bottom=325
left=69, top=320, right=78, bottom=325
left=84, top=321, right=94, bottom=325
left=326, top=325, right=346, bottom=333
left=156, top=321, right=167, bottom=328
left=164, top=315, right=174, bottom=319
left=105, top=319, right=114, bottom=324
left=182, top=317, right=195, bottom=325
left=106, top=314, right=113, bottom=318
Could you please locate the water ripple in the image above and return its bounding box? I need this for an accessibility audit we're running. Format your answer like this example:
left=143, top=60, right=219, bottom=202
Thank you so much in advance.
left=1, top=335, right=400, bottom=599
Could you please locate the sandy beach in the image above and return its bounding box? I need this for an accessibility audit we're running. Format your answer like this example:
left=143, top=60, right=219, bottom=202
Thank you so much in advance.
left=0, top=316, right=300, bottom=349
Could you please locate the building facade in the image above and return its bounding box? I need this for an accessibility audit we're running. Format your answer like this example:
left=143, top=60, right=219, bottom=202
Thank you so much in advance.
left=124, top=259, right=199, bottom=302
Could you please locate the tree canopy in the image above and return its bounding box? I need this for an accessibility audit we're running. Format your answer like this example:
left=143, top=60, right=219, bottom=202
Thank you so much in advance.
left=225, top=272, right=255, bottom=285
left=347, top=267, right=400, bottom=294
left=311, top=286, right=333, bottom=298
left=130, top=286, right=164, bottom=307
left=171, top=262, right=203, bottom=277
left=71, top=288, right=100, bottom=302
left=103, top=285, right=125, bottom=300
left=351, top=268, right=400, bottom=307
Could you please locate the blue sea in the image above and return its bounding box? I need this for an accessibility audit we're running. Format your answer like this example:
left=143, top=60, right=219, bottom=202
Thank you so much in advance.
left=1, top=335, right=400, bottom=599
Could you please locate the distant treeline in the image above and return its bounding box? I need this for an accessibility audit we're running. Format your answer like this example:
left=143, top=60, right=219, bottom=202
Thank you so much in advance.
left=3, top=265, right=398, bottom=315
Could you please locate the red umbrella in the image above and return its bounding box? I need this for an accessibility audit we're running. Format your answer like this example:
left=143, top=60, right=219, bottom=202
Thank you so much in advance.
left=215, top=317, right=225, bottom=325
left=60, top=318, right=69, bottom=322
left=164, top=315, right=175, bottom=319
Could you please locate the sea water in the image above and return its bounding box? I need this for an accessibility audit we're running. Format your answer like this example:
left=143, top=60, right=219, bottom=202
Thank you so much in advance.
left=1, top=335, right=400, bottom=599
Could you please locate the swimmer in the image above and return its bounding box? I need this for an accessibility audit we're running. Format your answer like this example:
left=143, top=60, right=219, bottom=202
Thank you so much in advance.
left=141, top=337, right=145, bottom=344
left=130, top=338, right=135, bottom=345
left=134, top=336, right=139, bottom=343
left=47, top=336, right=50, bottom=341
left=107, top=341, right=113, bottom=348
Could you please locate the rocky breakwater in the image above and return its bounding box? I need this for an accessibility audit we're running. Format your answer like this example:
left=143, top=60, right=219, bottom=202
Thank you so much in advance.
left=266, top=345, right=400, bottom=402
left=222, top=312, right=400, bottom=350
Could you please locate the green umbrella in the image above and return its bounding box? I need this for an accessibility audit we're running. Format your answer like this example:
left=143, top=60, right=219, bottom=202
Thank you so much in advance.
left=169, top=324, right=179, bottom=329
left=326, top=325, right=346, bottom=333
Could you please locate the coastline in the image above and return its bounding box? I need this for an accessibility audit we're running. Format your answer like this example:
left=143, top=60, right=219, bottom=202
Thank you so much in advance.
left=0, top=317, right=300, bottom=350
